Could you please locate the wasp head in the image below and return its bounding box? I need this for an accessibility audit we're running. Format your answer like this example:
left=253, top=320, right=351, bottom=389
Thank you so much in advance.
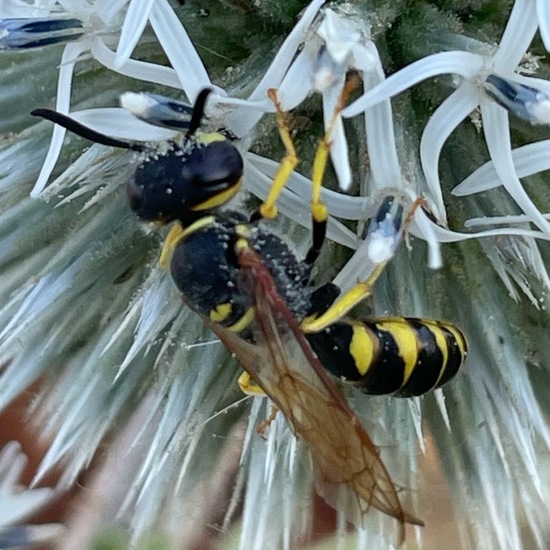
left=127, top=134, right=243, bottom=225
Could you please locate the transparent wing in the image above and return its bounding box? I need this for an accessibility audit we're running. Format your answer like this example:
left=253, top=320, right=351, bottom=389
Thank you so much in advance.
left=204, top=246, right=423, bottom=538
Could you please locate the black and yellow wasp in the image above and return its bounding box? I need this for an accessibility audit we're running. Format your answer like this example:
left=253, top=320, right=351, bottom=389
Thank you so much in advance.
left=32, top=86, right=467, bottom=538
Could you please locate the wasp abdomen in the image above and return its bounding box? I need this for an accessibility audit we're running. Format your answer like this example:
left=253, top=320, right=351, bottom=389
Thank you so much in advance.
left=306, top=317, right=467, bottom=397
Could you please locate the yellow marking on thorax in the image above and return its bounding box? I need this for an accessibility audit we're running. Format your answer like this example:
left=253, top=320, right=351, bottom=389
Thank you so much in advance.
left=349, top=323, right=378, bottom=376
left=231, top=225, right=253, bottom=254
left=226, top=308, right=255, bottom=333
left=197, top=132, right=226, bottom=144
left=235, top=224, right=252, bottom=239
left=376, top=320, right=419, bottom=386
left=159, top=216, right=215, bottom=270
left=190, top=177, right=242, bottom=211
left=210, top=303, right=232, bottom=323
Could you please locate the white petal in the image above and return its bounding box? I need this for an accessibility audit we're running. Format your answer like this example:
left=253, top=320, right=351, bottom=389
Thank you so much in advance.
left=247, top=0, right=326, bottom=102
left=343, top=51, right=484, bottom=118
left=465, top=213, right=550, bottom=228
left=91, top=39, right=182, bottom=88
left=317, top=9, right=360, bottom=63
left=361, top=41, right=401, bottom=189
left=454, top=140, right=550, bottom=196
left=31, top=42, right=85, bottom=197
left=277, top=48, right=316, bottom=111
left=322, top=82, right=351, bottom=190
left=228, top=0, right=326, bottom=136
left=71, top=109, right=178, bottom=141
left=411, top=209, right=550, bottom=243
left=420, top=82, right=479, bottom=215
left=114, top=0, right=156, bottom=68
left=480, top=100, right=550, bottom=234
left=411, top=209, right=443, bottom=268
left=149, top=0, right=214, bottom=101
left=93, top=0, right=129, bottom=25
left=492, top=0, right=538, bottom=72
left=537, top=0, right=550, bottom=51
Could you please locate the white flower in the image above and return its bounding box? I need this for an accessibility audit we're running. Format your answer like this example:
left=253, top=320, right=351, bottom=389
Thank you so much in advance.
left=342, top=0, right=550, bottom=237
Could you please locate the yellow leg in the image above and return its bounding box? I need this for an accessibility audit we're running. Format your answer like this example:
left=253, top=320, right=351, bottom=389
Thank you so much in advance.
left=259, top=76, right=361, bottom=266
left=310, top=75, right=360, bottom=227
left=301, top=196, right=426, bottom=333
left=301, top=262, right=386, bottom=333
left=238, top=371, right=266, bottom=396
left=256, top=88, right=299, bottom=221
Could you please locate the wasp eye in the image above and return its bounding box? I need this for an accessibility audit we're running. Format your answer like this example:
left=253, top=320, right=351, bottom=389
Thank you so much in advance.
left=126, top=179, right=143, bottom=213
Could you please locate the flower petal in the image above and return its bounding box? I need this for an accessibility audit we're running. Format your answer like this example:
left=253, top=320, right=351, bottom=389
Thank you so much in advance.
left=420, top=82, right=479, bottom=216
left=360, top=41, right=402, bottom=190
left=246, top=0, right=326, bottom=103
left=454, top=140, right=550, bottom=196
left=480, top=100, right=550, bottom=234
left=114, top=0, right=156, bottom=68
left=149, top=0, right=215, bottom=101
left=71, top=108, right=178, bottom=141
left=343, top=51, right=484, bottom=118
left=91, top=38, right=182, bottom=88
left=492, top=0, right=538, bottom=72
left=31, top=42, right=85, bottom=197
left=537, top=0, right=550, bottom=51
left=227, top=0, right=325, bottom=136
left=322, top=80, right=352, bottom=190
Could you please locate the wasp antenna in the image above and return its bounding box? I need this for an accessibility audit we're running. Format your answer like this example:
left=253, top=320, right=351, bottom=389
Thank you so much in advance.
left=31, top=108, right=145, bottom=152
left=186, top=88, right=212, bottom=138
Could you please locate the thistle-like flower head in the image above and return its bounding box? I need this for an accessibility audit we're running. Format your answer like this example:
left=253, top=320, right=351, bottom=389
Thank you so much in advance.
left=1, top=1, right=549, bottom=549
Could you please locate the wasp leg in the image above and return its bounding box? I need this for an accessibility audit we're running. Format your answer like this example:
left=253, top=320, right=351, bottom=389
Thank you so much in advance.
left=251, top=88, right=299, bottom=223
left=256, top=404, right=280, bottom=437
left=306, top=74, right=363, bottom=266
left=237, top=371, right=266, bottom=396
left=301, top=197, right=426, bottom=333
left=251, top=88, right=326, bottom=270
left=250, top=88, right=330, bottom=269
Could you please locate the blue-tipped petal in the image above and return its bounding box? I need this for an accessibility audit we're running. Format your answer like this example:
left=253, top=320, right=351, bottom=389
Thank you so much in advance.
left=0, top=17, right=83, bottom=50
left=484, top=74, right=550, bottom=125
left=365, top=195, right=405, bottom=264
left=120, top=92, right=193, bottom=130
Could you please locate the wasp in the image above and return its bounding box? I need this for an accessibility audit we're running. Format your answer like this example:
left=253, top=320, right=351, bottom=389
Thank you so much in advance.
left=32, top=86, right=467, bottom=540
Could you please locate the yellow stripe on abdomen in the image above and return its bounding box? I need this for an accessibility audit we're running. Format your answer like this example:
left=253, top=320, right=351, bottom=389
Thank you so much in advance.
left=376, top=320, right=419, bottom=387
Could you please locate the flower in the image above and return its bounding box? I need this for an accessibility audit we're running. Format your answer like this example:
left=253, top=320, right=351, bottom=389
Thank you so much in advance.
left=342, top=0, right=550, bottom=237
left=1, top=1, right=550, bottom=550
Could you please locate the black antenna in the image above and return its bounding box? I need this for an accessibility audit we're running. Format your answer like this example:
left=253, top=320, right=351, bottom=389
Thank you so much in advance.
left=186, top=88, right=212, bottom=138
left=31, top=108, right=145, bottom=152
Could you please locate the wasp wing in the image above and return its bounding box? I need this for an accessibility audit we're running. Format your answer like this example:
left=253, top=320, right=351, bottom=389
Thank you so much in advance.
left=205, top=246, right=423, bottom=535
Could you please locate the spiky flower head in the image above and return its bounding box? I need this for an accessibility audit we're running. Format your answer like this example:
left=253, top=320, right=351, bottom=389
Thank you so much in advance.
left=0, top=1, right=549, bottom=549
